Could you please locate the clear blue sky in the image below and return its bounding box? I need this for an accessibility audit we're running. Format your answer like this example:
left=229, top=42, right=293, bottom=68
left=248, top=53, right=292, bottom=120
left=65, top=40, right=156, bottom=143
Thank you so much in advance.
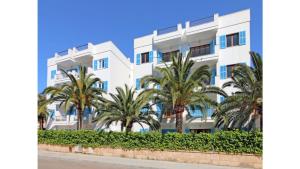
left=38, top=0, right=262, bottom=92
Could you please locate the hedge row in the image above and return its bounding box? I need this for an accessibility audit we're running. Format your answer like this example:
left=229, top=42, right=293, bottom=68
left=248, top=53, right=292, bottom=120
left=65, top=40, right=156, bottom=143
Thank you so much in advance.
left=38, top=130, right=262, bottom=155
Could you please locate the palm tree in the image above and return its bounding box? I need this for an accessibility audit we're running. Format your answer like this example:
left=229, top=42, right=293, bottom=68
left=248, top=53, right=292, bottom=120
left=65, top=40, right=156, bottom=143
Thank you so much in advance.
left=43, top=66, right=103, bottom=130
left=141, top=52, right=225, bottom=133
left=38, top=93, right=50, bottom=130
left=93, top=84, right=160, bottom=132
left=213, top=51, right=262, bottom=131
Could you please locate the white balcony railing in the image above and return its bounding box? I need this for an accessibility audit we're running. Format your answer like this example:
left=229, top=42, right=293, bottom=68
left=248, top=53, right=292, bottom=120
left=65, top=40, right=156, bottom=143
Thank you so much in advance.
left=54, top=116, right=67, bottom=121
left=55, top=71, right=79, bottom=81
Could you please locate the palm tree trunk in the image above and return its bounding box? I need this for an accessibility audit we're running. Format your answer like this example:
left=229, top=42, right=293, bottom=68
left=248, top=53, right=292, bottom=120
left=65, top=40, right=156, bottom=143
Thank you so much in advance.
left=260, top=114, right=263, bottom=132
left=79, top=110, right=83, bottom=130
left=121, top=122, right=124, bottom=132
left=126, top=123, right=133, bottom=132
left=41, top=118, right=44, bottom=130
left=174, top=105, right=184, bottom=133
left=77, top=112, right=80, bottom=130
left=39, top=119, right=42, bottom=130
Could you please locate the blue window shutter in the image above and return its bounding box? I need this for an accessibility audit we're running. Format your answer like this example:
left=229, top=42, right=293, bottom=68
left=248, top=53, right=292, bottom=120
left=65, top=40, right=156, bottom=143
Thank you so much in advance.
left=50, top=110, right=55, bottom=119
left=220, top=35, right=226, bottom=49
left=210, top=67, right=216, bottom=85
left=185, top=128, right=190, bottom=133
left=189, top=106, right=201, bottom=117
left=220, top=96, right=225, bottom=103
left=156, top=103, right=162, bottom=117
left=156, top=84, right=160, bottom=90
left=104, top=58, right=109, bottom=68
left=93, top=60, right=98, bottom=71
left=220, top=66, right=227, bottom=80
left=210, top=40, right=215, bottom=54
left=141, top=107, right=148, bottom=113
left=149, top=51, right=153, bottom=63
left=157, top=52, right=162, bottom=64
left=51, top=70, right=56, bottom=79
left=136, top=53, right=141, bottom=65
left=239, top=31, right=246, bottom=45
left=70, top=107, right=75, bottom=115
left=136, top=78, right=141, bottom=90
left=197, top=106, right=202, bottom=117
left=207, top=108, right=213, bottom=117
left=103, top=81, right=108, bottom=92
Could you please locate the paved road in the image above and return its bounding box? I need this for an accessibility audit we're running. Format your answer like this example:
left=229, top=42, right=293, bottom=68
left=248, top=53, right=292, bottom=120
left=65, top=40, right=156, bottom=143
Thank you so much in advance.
left=38, top=150, right=250, bottom=169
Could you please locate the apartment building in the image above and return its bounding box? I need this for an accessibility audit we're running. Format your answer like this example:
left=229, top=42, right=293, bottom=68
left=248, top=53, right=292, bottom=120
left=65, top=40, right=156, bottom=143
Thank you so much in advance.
left=46, top=41, right=133, bottom=130
left=46, top=9, right=251, bottom=132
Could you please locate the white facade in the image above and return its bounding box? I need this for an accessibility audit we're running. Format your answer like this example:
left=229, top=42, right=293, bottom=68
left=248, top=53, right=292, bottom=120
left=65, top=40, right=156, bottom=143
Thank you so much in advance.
left=46, top=9, right=251, bottom=133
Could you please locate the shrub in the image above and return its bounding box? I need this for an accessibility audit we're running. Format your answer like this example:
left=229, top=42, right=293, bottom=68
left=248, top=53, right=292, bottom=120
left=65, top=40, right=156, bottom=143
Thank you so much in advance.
left=38, top=130, right=262, bottom=155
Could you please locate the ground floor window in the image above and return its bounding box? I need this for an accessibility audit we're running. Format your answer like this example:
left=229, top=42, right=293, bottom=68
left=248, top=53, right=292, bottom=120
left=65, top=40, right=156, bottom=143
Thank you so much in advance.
left=189, top=129, right=211, bottom=133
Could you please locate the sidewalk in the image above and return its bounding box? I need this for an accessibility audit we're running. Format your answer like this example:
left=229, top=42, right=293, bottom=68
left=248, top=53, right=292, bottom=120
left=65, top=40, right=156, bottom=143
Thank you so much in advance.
left=39, top=150, right=251, bottom=169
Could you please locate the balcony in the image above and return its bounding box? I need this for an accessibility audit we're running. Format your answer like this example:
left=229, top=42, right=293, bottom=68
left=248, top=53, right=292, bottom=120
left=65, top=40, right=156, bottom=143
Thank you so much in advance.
left=162, top=50, right=179, bottom=62
left=54, top=116, right=67, bottom=121
left=54, top=43, right=94, bottom=66
left=54, top=69, right=79, bottom=83
left=153, top=24, right=182, bottom=47
left=157, top=25, right=178, bottom=36
left=189, top=16, right=214, bottom=27
left=53, top=67, right=93, bottom=84
left=185, top=15, right=218, bottom=37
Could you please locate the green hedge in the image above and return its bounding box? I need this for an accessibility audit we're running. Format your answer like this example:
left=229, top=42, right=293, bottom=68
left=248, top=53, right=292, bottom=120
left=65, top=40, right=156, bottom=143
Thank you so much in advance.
left=38, top=130, right=262, bottom=155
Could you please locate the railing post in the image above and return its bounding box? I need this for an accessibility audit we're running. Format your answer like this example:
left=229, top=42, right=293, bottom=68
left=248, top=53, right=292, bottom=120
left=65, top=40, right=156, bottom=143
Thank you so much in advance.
left=72, top=47, right=78, bottom=53
left=185, top=21, right=190, bottom=29
left=87, top=43, right=93, bottom=49
left=68, top=48, right=73, bottom=55
left=177, top=23, right=182, bottom=32
left=214, top=13, right=219, bottom=22
left=153, top=30, right=157, bottom=37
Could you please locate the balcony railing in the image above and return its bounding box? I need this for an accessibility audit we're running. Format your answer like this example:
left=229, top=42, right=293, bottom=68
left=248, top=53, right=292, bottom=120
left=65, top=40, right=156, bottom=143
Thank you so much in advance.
left=162, top=50, right=179, bottom=62
left=190, top=16, right=214, bottom=27
left=57, top=50, right=68, bottom=57
left=54, top=116, right=67, bottom=121
left=190, top=44, right=211, bottom=57
left=76, top=44, right=88, bottom=51
left=56, top=71, right=79, bottom=81
left=157, top=25, right=178, bottom=35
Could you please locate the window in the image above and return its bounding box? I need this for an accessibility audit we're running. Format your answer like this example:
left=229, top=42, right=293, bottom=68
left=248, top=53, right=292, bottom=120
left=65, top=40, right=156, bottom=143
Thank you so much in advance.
left=98, top=59, right=106, bottom=69
left=51, top=70, right=56, bottom=79
left=94, top=58, right=108, bottom=70
left=162, top=50, right=179, bottom=62
left=226, top=64, right=237, bottom=78
left=141, top=52, right=149, bottom=64
left=190, top=129, right=211, bottom=133
left=226, top=33, right=239, bottom=47
left=190, top=44, right=210, bottom=57
left=99, top=81, right=108, bottom=92
left=136, top=78, right=141, bottom=90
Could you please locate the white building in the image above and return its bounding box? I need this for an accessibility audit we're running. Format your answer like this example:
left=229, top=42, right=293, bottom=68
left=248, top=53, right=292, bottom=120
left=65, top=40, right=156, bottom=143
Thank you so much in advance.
left=46, top=41, right=133, bottom=130
left=46, top=9, right=251, bottom=133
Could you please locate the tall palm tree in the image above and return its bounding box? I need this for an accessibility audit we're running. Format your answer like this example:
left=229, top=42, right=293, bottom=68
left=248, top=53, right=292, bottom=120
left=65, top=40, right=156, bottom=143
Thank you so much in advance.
left=141, top=52, right=225, bottom=133
left=213, top=51, right=263, bottom=131
left=43, top=66, right=103, bottom=130
left=93, top=84, right=160, bottom=132
left=38, top=93, right=50, bottom=130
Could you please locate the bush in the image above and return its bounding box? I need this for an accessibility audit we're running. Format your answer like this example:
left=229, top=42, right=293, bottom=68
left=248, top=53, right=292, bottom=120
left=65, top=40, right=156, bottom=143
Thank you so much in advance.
left=38, top=130, right=262, bottom=155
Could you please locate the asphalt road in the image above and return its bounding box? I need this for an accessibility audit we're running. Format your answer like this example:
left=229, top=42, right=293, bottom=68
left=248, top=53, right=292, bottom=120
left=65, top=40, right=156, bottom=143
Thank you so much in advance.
left=38, top=150, right=250, bottom=169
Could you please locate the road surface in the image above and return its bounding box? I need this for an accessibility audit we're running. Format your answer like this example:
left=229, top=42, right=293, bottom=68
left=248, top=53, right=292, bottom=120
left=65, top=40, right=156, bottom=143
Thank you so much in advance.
left=38, top=150, right=250, bottom=169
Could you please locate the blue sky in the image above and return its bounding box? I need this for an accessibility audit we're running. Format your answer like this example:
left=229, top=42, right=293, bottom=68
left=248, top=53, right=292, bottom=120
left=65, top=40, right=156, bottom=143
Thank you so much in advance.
left=38, top=0, right=262, bottom=92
